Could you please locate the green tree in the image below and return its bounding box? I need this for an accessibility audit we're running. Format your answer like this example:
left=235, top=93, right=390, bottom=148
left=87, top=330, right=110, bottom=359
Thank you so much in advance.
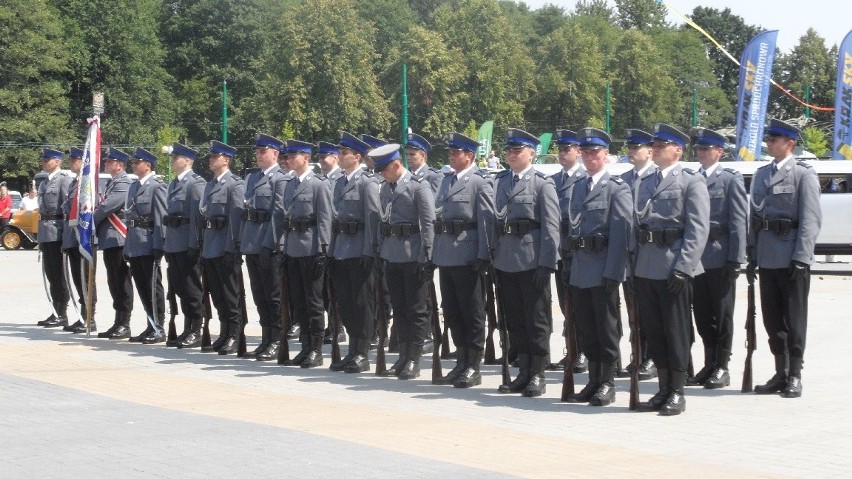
left=772, top=29, right=835, bottom=124
left=801, top=125, right=829, bottom=157
left=0, top=0, right=72, bottom=178
left=241, top=0, right=391, bottom=141
left=383, top=26, right=468, bottom=138
left=574, top=0, right=616, bottom=25
left=614, top=0, right=667, bottom=30
left=689, top=7, right=763, bottom=112
left=610, top=29, right=680, bottom=134
left=55, top=0, right=175, bottom=146
left=527, top=24, right=606, bottom=131
left=356, top=0, right=418, bottom=64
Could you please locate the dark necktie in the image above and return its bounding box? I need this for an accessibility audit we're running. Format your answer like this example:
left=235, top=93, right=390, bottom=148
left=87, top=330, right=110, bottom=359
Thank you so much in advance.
left=341, top=176, right=348, bottom=188
left=772, top=163, right=779, bottom=176
left=656, top=171, right=663, bottom=187
left=450, top=175, right=457, bottom=187
left=587, top=177, right=594, bottom=193
left=512, top=175, right=519, bottom=188
left=389, top=182, right=397, bottom=192
left=701, top=169, right=707, bottom=178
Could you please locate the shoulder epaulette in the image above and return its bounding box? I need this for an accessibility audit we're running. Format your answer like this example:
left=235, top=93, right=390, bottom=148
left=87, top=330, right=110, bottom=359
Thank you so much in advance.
left=609, top=176, right=624, bottom=184
left=494, top=170, right=510, bottom=179
left=756, top=163, right=772, bottom=171
left=361, top=171, right=374, bottom=178
left=428, top=166, right=440, bottom=173
left=410, top=175, right=423, bottom=182
left=681, top=168, right=696, bottom=175
left=535, top=170, right=548, bottom=178
left=474, top=169, right=490, bottom=178
left=796, top=161, right=813, bottom=169
left=229, top=173, right=242, bottom=181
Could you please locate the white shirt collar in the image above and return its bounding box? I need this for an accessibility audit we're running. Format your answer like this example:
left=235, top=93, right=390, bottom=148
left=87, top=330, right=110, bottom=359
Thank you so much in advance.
left=660, top=162, right=679, bottom=179
left=455, top=164, right=475, bottom=180
left=513, top=165, right=533, bottom=179
left=176, top=169, right=191, bottom=182
left=139, top=172, right=155, bottom=185
left=297, top=170, right=311, bottom=182
left=702, top=162, right=720, bottom=177
left=589, top=169, right=606, bottom=187
left=563, top=163, right=581, bottom=176
left=635, top=162, right=653, bottom=177
left=216, top=169, right=230, bottom=182
left=263, top=165, right=277, bottom=176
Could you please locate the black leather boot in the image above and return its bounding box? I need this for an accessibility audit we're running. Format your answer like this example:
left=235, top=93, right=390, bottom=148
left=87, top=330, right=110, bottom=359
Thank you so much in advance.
left=566, top=361, right=600, bottom=403
left=572, top=351, right=588, bottom=373
left=330, top=337, right=359, bottom=371
left=781, top=356, right=803, bottom=398
left=433, top=348, right=467, bottom=385
left=244, top=327, right=270, bottom=359
left=43, top=306, right=69, bottom=328
left=291, top=334, right=312, bottom=366
left=590, top=361, right=616, bottom=406
left=142, top=318, right=167, bottom=344
left=522, top=355, right=548, bottom=397
left=637, top=368, right=670, bottom=412
left=201, top=322, right=228, bottom=352
left=129, top=323, right=154, bottom=343
left=64, top=320, right=83, bottom=332
left=380, top=342, right=408, bottom=377
left=38, top=314, right=56, bottom=326
left=108, top=313, right=132, bottom=340
left=257, top=327, right=282, bottom=362
left=704, top=348, right=731, bottom=389
left=178, top=320, right=203, bottom=349
left=97, top=313, right=121, bottom=338
left=660, top=371, right=686, bottom=416
left=687, top=347, right=716, bottom=386
left=755, top=354, right=788, bottom=394
left=168, top=317, right=192, bottom=347
left=454, top=349, right=483, bottom=388
left=300, top=334, right=324, bottom=368
left=344, top=337, right=371, bottom=373
left=637, top=358, right=657, bottom=380
left=398, top=343, right=423, bottom=380
left=498, top=354, right=531, bottom=393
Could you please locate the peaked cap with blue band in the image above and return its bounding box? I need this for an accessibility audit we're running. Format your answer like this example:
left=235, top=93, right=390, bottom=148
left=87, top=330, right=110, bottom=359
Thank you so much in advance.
left=361, top=134, right=388, bottom=149
left=625, top=129, right=654, bottom=145
left=653, top=123, right=690, bottom=148
left=170, top=142, right=198, bottom=160
left=339, top=132, right=370, bottom=155
left=255, top=133, right=285, bottom=151
left=369, top=143, right=401, bottom=173
left=446, top=132, right=479, bottom=153
left=68, top=147, right=84, bottom=159
left=317, top=141, right=340, bottom=156
left=578, top=127, right=611, bottom=149
left=41, top=148, right=64, bottom=160
left=555, top=129, right=579, bottom=145
left=106, top=148, right=130, bottom=163
left=133, top=147, right=158, bottom=166
left=765, top=118, right=801, bottom=141
left=691, top=128, right=727, bottom=147
left=209, top=140, right=236, bottom=158
left=504, top=128, right=539, bottom=149
left=406, top=132, right=431, bottom=153
left=286, top=140, right=314, bottom=155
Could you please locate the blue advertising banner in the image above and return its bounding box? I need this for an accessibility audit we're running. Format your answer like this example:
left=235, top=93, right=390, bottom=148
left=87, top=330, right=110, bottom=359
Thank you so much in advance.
left=735, top=31, right=778, bottom=161
left=834, top=30, right=852, bottom=160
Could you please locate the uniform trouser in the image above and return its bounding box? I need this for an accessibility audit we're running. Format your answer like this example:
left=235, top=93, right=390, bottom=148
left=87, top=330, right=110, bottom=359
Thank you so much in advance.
left=41, top=241, right=69, bottom=315
left=692, top=267, right=735, bottom=353
left=622, top=280, right=651, bottom=361
left=332, top=257, right=375, bottom=342
left=385, top=261, right=430, bottom=344
left=66, top=246, right=97, bottom=318
left=165, top=251, right=203, bottom=327
left=439, top=265, right=486, bottom=352
left=128, top=255, right=165, bottom=322
left=497, top=269, right=552, bottom=357
left=759, top=267, right=809, bottom=360
left=102, top=246, right=133, bottom=318
left=571, top=284, right=620, bottom=364
left=287, top=255, right=325, bottom=335
left=202, top=256, right=242, bottom=337
left=246, top=253, right=281, bottom=329
left=635, top=277, right=691, bottom=375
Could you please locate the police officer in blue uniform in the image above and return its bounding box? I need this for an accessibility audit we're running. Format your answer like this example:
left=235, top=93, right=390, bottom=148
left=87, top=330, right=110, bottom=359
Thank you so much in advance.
left=199, top=141, right=246, bottom=355
left=564, top=128, right=632, bottom=406
left=620, top=129, right=659, bottom=380
left=687, top=128, right=747, bottom=389
left=124, top=148, right=168, bottom=344
left=406, top=132, right=442, bottom=194
left=373, top=143, right=436, bottom=379
left=36, top=149, right=72, bottom=328
left=95, top=148, right=135, bottom=339
left=281, top=140, right=333, bottom=368
left=360, top=134, right=389, bottom=175
left=493, top=129, right=560, bottom=398
left=161, top=143, right=207, bottom=348
left=62, top=147, right=98, bottom=333
left=432, top=133, right=495, bottom=388
left=240, top=134, right=289, bottom=360
left=328, top=132, right=380, bottom=373
left=748, top=119, right=821, bottom=398
left=316, top=140, right=348, bottom=345
left=551, top=129, right=589, bottom=374
left=634, top=124, right=709, bottom=415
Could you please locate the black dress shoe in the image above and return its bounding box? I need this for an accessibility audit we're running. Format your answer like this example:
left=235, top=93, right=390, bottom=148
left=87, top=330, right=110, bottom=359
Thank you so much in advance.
left=64, top=320, right=83, bottom=332
left=522, top=374, right=546, bottom=397
left=141, top=331, right=166, bottom=345
left=108, top=325, right=131, bottom=340
left=256, top=342, right=280, bottom=362
left=38, top=314, right=56, bottom=326
left=167, top=331, right=189, bottom=348
left=616, top=366, right=631, bottom=378
left=754, top=372, right=788, bottom=394
left=546, top=355, right=569, bottom=371
left=290, top=347, right=312, bottom=366
left=659, top=392, right=686, bottom=416
left=637, top=359, right=658, bottom=381
left=177, top=333, right=202, bottom=349
left=43, top=316, right=69, bottom=328
left=330, top=351, right=357, bottom=372
left=704, top=367, right=730, bottom=389
left=202, top=336, right=227, bottom=353
left=286, top=323, right=301, bottom=339
left=98, top=324, right=118, bottom=339
left=300, top=350, right=323, bottom=368
left=218, top=338, right=239, bottom=355
left=687, top=364, right=716, bottom=386
left=344, top=355, right=370, bottom=373
left=589, top=383, right=615, bottom=406
left=397, top=360, right=420, bottom=380
left=572, top=352, right=588, bottom=373
left=129, top=326, right=154, bottom=343
left=379, top=356, right=406, bottom=377
left=636, top=390, right=668, bottom=412
left=71, top=321, right=97, bottom=334
left=565, top=381, right=598, bottom=403
left=780, top=376, right=802, bottom=398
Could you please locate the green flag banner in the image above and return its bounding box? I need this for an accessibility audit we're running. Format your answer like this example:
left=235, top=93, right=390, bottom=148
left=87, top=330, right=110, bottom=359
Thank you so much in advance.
left=477, top=121, right=494, bottom=160
left=535, top=133, right=553, bottom=163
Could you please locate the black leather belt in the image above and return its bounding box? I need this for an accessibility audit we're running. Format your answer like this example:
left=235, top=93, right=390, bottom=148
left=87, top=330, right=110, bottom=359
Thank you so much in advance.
left=41, top=214, right=65, bottom=220
left=755, top=218, right=798, bottom=235
left=333, top=220, right=364, bottom=235
left=566, top=235, right=608, bottom=252
left=285, top=217, right=316, bottom=232
left=380, top=222, right=419, bottom=237
left=496, top=219, right=540, bottom=236
left=636, top=228, right=683, bottom=245
left=435, top=219, right=476, bottom=235
left=242, top=208, right=271, bottom=223
left=163, top=214, right=190, bottom=227
left=128, top=218, right=153, bottom=229
left=204, top=216, right=227, bottom=230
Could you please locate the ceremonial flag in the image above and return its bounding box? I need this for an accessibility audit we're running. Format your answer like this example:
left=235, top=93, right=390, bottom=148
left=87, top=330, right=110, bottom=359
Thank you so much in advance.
left=534, top=133, right=553, bottom=164
left=735, top=31, right=778, bottom=161
left=834, top=29, right=852, bottom=160
left=477, top=121, right=494, bottom=160
left=77, top=116, right=100, bottom=261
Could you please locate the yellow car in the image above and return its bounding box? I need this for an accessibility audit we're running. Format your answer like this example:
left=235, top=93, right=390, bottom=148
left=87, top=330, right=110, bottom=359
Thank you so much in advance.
left=1, top=209, right=39, bottom=249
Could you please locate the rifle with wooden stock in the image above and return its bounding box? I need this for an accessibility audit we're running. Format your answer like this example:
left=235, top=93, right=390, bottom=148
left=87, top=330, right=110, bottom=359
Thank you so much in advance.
left=742, top=266, right=757, bottom=392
